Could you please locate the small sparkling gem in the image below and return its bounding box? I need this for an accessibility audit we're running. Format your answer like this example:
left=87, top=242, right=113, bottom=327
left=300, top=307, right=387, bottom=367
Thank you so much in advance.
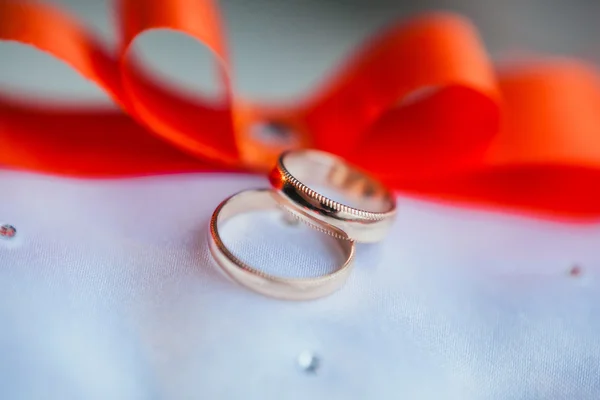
left=297, top=351, right=320, bottom=374
left=281, top=212, right=300, bottom=226
left=569, top=264, right=582, bottom=277
left=0, top=224, right=16, bottom=239
left=251, top=121, right=295, bottom=147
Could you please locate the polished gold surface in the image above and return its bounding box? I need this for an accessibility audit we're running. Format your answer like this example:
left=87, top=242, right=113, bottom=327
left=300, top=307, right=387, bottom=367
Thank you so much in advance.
left=269, top=150, right=396, bottom=243
left=208, top=189, right=355, bottom=300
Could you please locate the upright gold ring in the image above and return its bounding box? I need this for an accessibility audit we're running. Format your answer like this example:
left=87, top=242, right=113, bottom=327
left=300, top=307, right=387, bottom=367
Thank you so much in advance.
left=269, top=150, right=396, bottom=243
left=208, top=189, right=355, bottom=301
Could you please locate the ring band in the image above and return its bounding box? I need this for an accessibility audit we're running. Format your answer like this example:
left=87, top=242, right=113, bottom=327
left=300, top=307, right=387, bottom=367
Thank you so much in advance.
left=269, top=150, right=396, bottom=243
left=208, top=189, right=355, bottom=300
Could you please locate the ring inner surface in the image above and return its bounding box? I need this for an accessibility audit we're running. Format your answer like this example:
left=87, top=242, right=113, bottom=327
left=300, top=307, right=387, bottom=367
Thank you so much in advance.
left=217, top=190, right=277, bottom=223
left=283, top=151, right=394, bottom=213
left=215, top=190, right=353, bottom=276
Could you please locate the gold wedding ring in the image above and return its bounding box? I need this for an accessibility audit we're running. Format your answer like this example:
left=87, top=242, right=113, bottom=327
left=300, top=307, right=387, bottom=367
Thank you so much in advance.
left=207, top=150, right=395, bottom=300
left=269, top=150, right=396, bottom=243
left=208, top=189, right=355, bottom=301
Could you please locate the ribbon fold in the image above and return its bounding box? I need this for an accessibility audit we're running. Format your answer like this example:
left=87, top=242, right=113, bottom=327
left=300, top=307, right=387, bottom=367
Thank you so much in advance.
left=2, top=0, right=600, bottom=219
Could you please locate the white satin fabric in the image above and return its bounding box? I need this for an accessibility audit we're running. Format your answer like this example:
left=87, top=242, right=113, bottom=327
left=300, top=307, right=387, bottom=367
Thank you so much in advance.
left=1, top=170, right=599, bottom=399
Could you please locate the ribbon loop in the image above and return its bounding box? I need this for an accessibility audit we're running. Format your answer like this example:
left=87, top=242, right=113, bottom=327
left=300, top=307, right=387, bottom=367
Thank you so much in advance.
left=304, top=13, right=500, bottom=158
left=118, top=0, right=240, bottom=166
left=2, top=0, right=600, bottom=218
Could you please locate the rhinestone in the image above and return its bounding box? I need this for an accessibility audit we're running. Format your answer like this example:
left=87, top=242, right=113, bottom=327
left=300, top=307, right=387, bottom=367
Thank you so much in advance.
left=251, top=121, right=295, bottom=147
left=569, top=264, right=582, bottom=277
left=297, top=351, right=320, bottom=374
left=0, top=224, right=16, bottom=239
left=281, top=212, right=300, bottom=226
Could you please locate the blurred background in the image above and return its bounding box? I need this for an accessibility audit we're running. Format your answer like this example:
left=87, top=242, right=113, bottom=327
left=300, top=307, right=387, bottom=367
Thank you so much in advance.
left=1, top=0, right=600, bottom=103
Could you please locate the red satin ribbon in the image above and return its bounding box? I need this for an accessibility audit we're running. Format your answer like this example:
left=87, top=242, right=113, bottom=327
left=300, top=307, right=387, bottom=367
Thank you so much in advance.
left=2, top=0, right=600, bottom=220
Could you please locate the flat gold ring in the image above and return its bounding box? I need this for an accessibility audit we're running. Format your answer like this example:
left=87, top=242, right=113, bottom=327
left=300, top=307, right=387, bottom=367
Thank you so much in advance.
left=269, top=150, right=396, bottom=243
left=208, top=189, right=355, bottom=301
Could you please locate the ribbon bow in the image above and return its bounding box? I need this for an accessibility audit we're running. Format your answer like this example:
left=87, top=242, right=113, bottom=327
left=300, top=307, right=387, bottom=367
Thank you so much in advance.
left=2, top=0, right=600, bottom=219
